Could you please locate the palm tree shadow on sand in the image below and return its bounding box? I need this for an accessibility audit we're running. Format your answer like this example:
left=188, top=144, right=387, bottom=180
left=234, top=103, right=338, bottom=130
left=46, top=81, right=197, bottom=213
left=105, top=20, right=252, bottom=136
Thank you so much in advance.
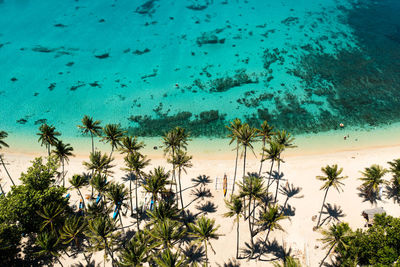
left=183, top=244, right=206, bottom=266
left=357, top=185, right=382, bottom=205
left=320, top=203, right=345, bottom=227
left=192, top=174, right=212, bottom=187
left=216, top=258, right=241, bottom=267
left=185, top=187, right=213, bottom=209
left=282, top=203, right=296, bottom=217
left=195, top=201, right=218, bottom=215
left=385, top=184, right=400, bottom=204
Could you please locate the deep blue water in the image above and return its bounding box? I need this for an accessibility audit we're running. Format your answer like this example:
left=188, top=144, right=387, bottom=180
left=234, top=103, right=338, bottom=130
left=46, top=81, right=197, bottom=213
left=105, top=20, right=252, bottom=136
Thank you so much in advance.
left=0, top=0, right=399, bottom=138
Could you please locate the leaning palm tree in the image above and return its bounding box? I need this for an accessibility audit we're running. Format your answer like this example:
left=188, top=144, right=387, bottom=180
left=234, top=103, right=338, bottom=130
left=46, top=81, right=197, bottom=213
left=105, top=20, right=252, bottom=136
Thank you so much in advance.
left=37, top=123, right=61, bottom=156
left=52, top=141, right=74, bottom=187
left=319, top=222, right=351, bottom=267
left=101, top=124, right=125, bottom=157
left=169, top=149, right=193, bottom=210
left=226, top=118, right=242, bottom=194
left=154, top=248, right=186, bottom=267
left=257, top=204, right=288, bottom=260
left=70, top=174, right=89, bottom=210
left=78, top=115, right=102, bottom=154
left=85, top=216, right=120, bottom=267
left=189, top=216, right=221, bottom=267
left=143, top=167, right=171, bottom=206
left=118, top=231, right=149, bottom=266
left=59, top=215, right=86, bottom=250
left=257, top=120, right=274, bottom=177
left=316, top=165, right=347, bottom=228
left=119, top=135, right=145, bottom=156
left=106, top=182, right=128, bottom=232
left=148, top=218, right=186, bottom=249
left=223, top=195, right=243, bottom=259
left=0, top=131, right=15, bottom=186
left=36, top=231, right=63, bottom=266
left=123, top=152, right=150, bottom=231
left=83, top=151, right=114, bottom=176
left=359, top=164, right=388, bottom=204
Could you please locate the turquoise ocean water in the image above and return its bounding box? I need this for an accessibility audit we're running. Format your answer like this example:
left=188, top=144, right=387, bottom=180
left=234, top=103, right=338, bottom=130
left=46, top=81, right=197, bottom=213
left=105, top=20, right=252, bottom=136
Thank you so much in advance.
left=1, top=0, right=400, bottom=147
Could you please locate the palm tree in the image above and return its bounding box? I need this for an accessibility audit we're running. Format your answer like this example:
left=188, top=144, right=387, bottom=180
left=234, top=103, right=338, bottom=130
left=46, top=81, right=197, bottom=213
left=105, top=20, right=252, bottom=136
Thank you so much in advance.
left=59, top=215, right=86, bottom=249
left=359, top=164, right=388, bottom=203
left=101, top=124, right=125, bottom=157
left=258, top=204, right=288, bottom=260
left=85, top=216, right=120, bottom=267
left=147, top=199, right=181, bottom=224
left=316, top=165, right=347, bottom=228
left=36, top=204, right=66, bottom=233
left=387, top=159, right=400, bottom=203
left=169, top=149, right=193, bottom=210
left=118, top=231, right=149, bottom=266
left=78, top=115, right=102, bottom=154
left=36, top=231, right=63, bottom=266
left=37, top=123, right=61, bottom=156
left=257, top=120, right=274, bottom=177
left=272, top=130, right=295, bottom=202
left=234, top=123, right=257, bottom=181
left=226, top=118, right=242, bottom=194
left=154, top=248, right=186, bottom=267
left=223, top=195, right=243, bottom=259
left=148, top=218, right=186, bottom=249
left=70, top=174, right=89, bottom=210
left=189, top=216, right=221, bottom=267
left=238, top=174, right=267, bottom=246
left=90, top=174, right=109, bottom=201
left=263, top=141, right=284, bottom=197
left=83, top=151, right=114, bottom=176
left=0, top=131, right=15, bottom=186
left=119, top=135, right=145, bottom=156
left=52, top=141, right=74, bottom=187
left=123, top=152, right=150, bottom=231
left=106, top=182, right=128, bottom=232
left=142, top=167, right=171, bottom=206
left=319, top=222, right=351, bottom=267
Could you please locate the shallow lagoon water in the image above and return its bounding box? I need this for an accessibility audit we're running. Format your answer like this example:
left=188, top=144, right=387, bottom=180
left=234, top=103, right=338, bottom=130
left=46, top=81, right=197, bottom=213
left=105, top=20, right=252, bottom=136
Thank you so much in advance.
left=1, top=0, right=400, bottom=147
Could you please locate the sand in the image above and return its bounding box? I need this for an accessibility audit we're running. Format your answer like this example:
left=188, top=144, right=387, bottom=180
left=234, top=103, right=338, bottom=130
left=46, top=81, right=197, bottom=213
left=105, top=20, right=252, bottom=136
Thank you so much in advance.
left=2, top=141, right=400, bottom=266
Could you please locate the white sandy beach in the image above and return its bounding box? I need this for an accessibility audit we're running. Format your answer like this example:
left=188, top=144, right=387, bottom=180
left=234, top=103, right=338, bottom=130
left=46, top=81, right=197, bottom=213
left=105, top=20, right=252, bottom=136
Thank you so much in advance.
left=2, top=136, right=400, bottom=266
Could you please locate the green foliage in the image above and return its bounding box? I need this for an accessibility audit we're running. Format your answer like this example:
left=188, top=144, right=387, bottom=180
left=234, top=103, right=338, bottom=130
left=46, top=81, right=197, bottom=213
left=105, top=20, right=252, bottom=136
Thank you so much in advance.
left=335, top=214, right=400, bottom=266
left=0, top=222, right=21, bottom=263
left=0, top=157, right=67, bottom=234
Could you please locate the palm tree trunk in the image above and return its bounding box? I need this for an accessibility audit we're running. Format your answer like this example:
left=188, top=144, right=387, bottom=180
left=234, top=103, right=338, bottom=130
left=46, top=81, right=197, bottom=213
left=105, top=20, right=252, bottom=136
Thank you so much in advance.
left=109, top=147, right=113, bottom=159
left=236, top=218, right=240, bottom=259
left=319, top=243, right=335, bottom=267
left=62, top=159, right=65, bottom=187
left=0, top=156, right=14, bottom=186
left=77, top=188, right=86, bottom=211
left=274, top=159, right=281, bottom=203
left=129, top=177, right=133, bottom=216
left=258, top=227, right=273, bottom=260
left=104, top=239, right=115, bottom=266
left=57, top=257, right=64, bottom=267
left=258, top=139, right=266, bottom=177
left=178, top=168, right=184, bottom=210
left=119, top=211, right=125, bottom=233
left=0, top=183, right=4, bottom=195
left=317, top=188, right=329, bottom=228
left=48, top=145, right=50, bottom=156
left=267, top=160, right=275, bottom=190
left=204, top=240, right=208, bottom=267
left=135, top=174, right=140, bottom=232
left=90, top=132, right=94, bottom=154
left=248, top=195, right=254, bottom=247
left=231, top=143, right=239, bottom=195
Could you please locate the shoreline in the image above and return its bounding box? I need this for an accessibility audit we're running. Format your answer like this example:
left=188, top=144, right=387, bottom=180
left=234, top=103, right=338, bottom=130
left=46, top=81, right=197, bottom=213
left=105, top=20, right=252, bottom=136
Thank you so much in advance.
left=3, top=122, right=400, bottom=159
